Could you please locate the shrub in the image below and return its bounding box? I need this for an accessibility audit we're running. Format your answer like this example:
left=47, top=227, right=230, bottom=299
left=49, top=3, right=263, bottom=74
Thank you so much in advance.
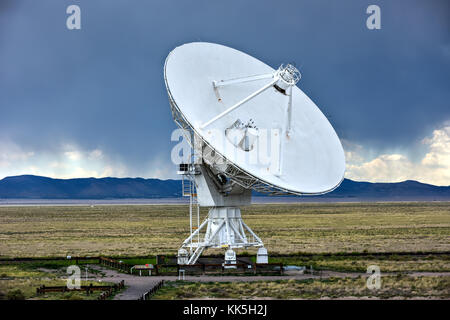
left=7, top=289, right=25, bottom=300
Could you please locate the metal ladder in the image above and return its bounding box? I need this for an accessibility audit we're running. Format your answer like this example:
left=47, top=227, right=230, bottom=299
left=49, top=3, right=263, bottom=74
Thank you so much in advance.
left=180, top=172, right=200, bottom=254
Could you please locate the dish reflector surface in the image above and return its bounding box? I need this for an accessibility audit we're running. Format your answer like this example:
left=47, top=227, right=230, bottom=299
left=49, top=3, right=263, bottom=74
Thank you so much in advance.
left=165, top=42, right=345, bottom=195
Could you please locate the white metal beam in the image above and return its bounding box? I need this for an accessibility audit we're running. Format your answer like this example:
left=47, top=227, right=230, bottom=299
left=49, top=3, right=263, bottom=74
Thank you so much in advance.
left=206, top=220, right=226, bottom=246
left=286, top=86, right=293, bottom=136
left=228, top=221, right=247, bottom=244
left=213, top=73, right=273, bottom=88
left=241, top=221, right=263, bottom=245
left=201, top=77, right=279, bottom=129
left=182, top=219, right=208, bottom=245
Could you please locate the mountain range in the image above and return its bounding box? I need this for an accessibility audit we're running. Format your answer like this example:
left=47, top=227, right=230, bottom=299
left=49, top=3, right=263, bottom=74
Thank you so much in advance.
left=0, top=175, right=449, bottom=201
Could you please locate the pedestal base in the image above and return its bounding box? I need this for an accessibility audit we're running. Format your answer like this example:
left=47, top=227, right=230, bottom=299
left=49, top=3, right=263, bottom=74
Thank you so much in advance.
left=177, top=207, right=266, bottom=265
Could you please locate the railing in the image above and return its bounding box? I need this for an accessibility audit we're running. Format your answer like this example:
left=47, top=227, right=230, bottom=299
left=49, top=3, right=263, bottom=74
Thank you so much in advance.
left=0, top=256, right=101, bottom=264
left=98, top=280, right=125, bottom=300
left=99, top=261, right=283, bottom=276
left=157, top=263, right=283, bottom=276
left=99, top=257, right=131, bottom=273
left=2, top=251, right=449, bottom=265
left=138, top=280, right=165, bottom=300
left=36, top=280, right=125, bottom=299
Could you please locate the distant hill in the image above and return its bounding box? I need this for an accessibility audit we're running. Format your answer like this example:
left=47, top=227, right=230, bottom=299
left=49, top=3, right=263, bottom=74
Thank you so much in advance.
left=309, top=179, right=450, bottom=201
left=0, top=175, right=182, bottom=199
left=0, top=175, right=449, bottom=200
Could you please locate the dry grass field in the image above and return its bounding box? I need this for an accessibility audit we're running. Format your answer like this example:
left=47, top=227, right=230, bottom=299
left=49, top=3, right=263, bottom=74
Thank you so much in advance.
left=0, top=202, right=449, bottom=300
left=0, top=202, right=448, bottom=258
left=153, top=276, right=450, bottom=299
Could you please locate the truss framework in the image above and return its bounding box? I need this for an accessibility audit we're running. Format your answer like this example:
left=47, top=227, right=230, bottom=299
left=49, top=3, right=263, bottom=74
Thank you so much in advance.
left=179, top=206, right=264, bottom=265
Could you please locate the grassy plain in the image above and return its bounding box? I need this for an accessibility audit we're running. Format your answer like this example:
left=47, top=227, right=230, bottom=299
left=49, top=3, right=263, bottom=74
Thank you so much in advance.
left=0, top=202, right=448, bottom=258
left=153, top=276, right=450, bottom=299
left=0, top=202, right=448, bottom=300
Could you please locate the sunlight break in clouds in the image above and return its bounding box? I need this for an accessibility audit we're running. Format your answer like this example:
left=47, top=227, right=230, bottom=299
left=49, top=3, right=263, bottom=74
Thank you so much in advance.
left=0, top=140, right=35, bottom=168
left=0, top=143, right=124, bottom=179
left=0, top=141, right=177, bottom=180
left=345, top=125, right=450, bottom=186
left=1, top=126, right=449, bottom=185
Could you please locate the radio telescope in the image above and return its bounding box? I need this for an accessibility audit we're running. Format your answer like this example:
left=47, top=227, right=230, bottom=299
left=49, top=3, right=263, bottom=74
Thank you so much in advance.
left=164, top=42, right=345, bottom=265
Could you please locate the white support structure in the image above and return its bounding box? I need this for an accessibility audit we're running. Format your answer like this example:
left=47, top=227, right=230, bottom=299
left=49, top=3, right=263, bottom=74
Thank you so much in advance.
left=165, top=44, right=347, bottom=269
left=179, top=204, right=264, bottom=265
left=177, top=163, right=266, bottom=265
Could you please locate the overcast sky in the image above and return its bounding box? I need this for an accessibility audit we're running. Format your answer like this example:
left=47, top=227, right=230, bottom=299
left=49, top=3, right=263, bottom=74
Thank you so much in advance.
left=0, top=0, right=449, bottom=185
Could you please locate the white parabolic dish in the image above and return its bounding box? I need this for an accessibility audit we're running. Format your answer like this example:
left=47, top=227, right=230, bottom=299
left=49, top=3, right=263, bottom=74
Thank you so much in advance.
left=164, top=42, right=345, bottom=195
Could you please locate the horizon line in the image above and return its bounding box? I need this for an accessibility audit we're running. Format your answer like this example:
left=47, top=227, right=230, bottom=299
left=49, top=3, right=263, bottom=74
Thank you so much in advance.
left=1, top=174, right=449, bottom=188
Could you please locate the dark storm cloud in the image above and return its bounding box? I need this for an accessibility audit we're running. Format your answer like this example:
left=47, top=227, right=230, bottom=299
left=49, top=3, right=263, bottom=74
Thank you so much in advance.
left=0, top=0, right=449, bottom=177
